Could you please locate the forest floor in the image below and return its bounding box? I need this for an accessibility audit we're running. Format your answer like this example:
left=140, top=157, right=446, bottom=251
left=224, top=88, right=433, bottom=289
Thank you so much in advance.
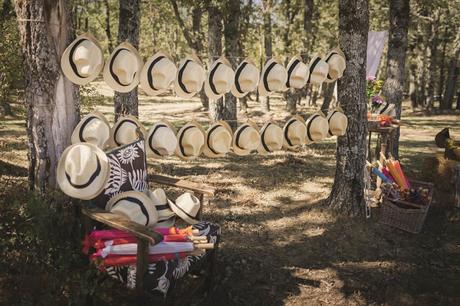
left=1, top=85, right=460, bottom=305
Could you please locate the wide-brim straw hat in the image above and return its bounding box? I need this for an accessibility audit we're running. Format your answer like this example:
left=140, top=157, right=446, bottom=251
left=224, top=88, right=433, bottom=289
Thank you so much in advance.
left=139, top=51, right=177, bottom=96
left=61, top=33, right=104, bottom=85
left=175, top=121, right=206, bottom=160
left=57, top=143, right=110, bottom=200
left=146, top=188, right=176, bottom=221
left=169, top=192, right=200, bottom=225
left=324, top=48, right=346, bottom=82
left=203, top=120, right=233, bottom=158
left=232, top=120, right=260, bottom=156
left=258, top=58, right=288, bottom=97
left=286, top=56, right=309, bottom=89
left=174, top=55, right=206, bottom=99
left=230, top=59, right=260, bottom=98
left=305, top=111, right=329, bottom=144
left=146, top=120, right=177, bottom=157
left=204, top=57, right=235, bottom=100
left=103, top=42, right=143, bottom=93
left=106, top=191, right=159, bottom=227
left=306, top=56, right=329, bottom=85
left=71, top=110, right=111, bottom=149
left=257, top=121, right=284, bottom=155
left=111, top=115, right=146, bottom=147
left=283, top=115, right=307, bottom=149
left=327, top=106, right=348, bottom=137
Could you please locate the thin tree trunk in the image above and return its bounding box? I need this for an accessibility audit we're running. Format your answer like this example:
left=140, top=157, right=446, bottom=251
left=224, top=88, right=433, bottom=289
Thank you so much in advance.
left=15, top=0, right=79, bottom=192
left=425, top=9, right=440, bottom=110
left=321, top=81, right=336, bottom=112
left=103, top=0, right=113, bottom=53
left=261, top=0, right=272, bottom=113
left=437, top=24, right=448, bottom=101
left=409, top=64, right=417, bottom=110
left=207, top=1, right=223, bottom=121
left=327, top=0, right=369, bottom=216
left=442, top=32, right=460, bottom=110
left=283, top=0, right=300, bottom=114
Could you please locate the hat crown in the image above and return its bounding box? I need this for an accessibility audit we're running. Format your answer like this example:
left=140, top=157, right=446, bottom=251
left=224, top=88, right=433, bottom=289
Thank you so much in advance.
left=328, top=111, right=348, bottom=135
left=112, top=50, right=139, bottom=85
left=151, top=188, right=167, bottom=205
left=182, top=60, right=205, bottom=91
left=151, top=58, right=176, bottom=88
left=212, top=63, right=235, bottom=92
left=82, top=118, right=110, bottom=148
left=209, top=126, right=232, bottom=153
left=176, top=192, right=200, bottom=217
left=238, top=64, right=259, bottom=90
left=287, top=120, right=307, bottom=144
left=307, top=115, right=329, bottom=140
left=182, top=127, right=204, bottom=156
left=65, top=145, right=98, bottom=184
left=115, top=121, right=138, bottom=145
left=239, top=126, right=260, bottom=150
left=72, top=40, right=103, bottom=77
left=151, top=126, right=177, bottom=155
left=266, top=63, right=287, bottom=91
left=111, top=200, right=148, bottom=225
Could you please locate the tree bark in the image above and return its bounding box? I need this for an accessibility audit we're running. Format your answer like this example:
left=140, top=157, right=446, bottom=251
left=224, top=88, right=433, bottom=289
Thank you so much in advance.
left=15, top=0, right=79, bottom=192
left=207, top=1, right=223, bottom=121
left=321, top=81, right=336, bottom=112
left=327, top=0, right=369, bottom=216
left=424, top=9, right=440, bottom=110
left=283, top=0, right=300, bottom=114
left=103, top=0, right=114, bottom=53
left=261, top=0, right=273, bottom=113
left=442, top=31, right=460, bottom=110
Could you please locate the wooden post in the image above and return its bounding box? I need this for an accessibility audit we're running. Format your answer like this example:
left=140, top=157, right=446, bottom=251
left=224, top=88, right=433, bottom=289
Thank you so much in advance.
left=136, top=239, right=149, bottom=291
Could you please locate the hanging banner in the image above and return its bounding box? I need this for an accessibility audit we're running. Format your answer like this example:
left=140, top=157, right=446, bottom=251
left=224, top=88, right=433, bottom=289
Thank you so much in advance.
left=366, top=31, right=388, bottom=78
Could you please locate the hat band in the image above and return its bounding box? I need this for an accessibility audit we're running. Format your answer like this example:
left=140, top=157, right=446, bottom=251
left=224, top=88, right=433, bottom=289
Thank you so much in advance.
left=78, top=116, right=98, bottom=142
left=65, top=157, right=102, bottom=189
left=206, top=124, right=223, bottom=155
left=307, top=57, right=321, bottom=84
left=147, top=56, right=166, bottom=91
left=69, top=38, right=88, bottom=79
left=155, top=204, right=171, bottom=211
left=172, top=200, right=198, bottom=221
left=260, top=123, right=272, bottom=152
left=328, top=110, right=338, bottom=136
left=306, top=114, right=320, bottom=142
left=235, top=125, right=250, bottom=150
left=325, top=52, right=339, bottom=80
left=178, top=59, right=192, bottom=94
left=109, top=48, right=135, bottom=87
left=286, top=59, right=300, bottom=87
left=179, top=125, right=196, bottom=157
left=114, top=119, right=139, bottom=146
left=284, top=118, right=298, bottom=147
left=234, top=61, right=248, bottom=94
left=112, top=196, right=150, bottom=225
left=148, top=124, right=167, bottom=156
left=209, top=62, right=222, bottom=96
left=263, top=61, right=277, bottom=92
left=379, top=102, right=390, bottom=114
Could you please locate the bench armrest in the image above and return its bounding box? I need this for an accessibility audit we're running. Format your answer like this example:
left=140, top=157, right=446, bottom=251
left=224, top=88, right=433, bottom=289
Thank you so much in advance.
left=150, top=174, right=216, bottom=196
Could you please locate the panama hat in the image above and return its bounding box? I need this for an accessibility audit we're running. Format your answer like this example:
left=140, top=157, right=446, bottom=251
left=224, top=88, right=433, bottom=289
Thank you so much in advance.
left=327, top=107, right=348, bottom=137
left=57, top=143, right=109, bottom=200
left=231, top=59, right=260, bottom=98
left=324, top=48, right=346, bottom=82
left=61, top=33, right=104, bottom=85
left=106, top=191, right=159, bottom=227
left=140, top=51, right=177, bottom=96
left=283, top=115, right=307, bottom=149
left=146, top=120, right=177, bottom=157
left=257, top=121, right=283, bottom=155
left=204, top=57, right=235, bottom=100
left=232, top=120, right=260, bottom=156
left=375, top=101, right=396, bottom=116
left=286, top=56, right=309, bottom=89
left=71, top=111, right=111, bottom=149
left=305, top=111, right=329, bottom=144
left=203, top=121, right=233, bottom=158
left=103, top=42, right=143, bottom=93
left=146, top=189, right=176, bottom=222
left=306, top=56, right=329, bottom=85
left=258, top=58, right=288, bottom=97
left=175, top=121, right=206, bottom=160
left=169, top=192, right=200, bottom=225
left=174, top=55, right=206, bottom=99
left=111, top=115, right=146, bottom=147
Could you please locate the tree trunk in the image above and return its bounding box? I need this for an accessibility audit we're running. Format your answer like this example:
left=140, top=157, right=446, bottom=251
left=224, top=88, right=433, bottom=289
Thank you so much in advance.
left=15, top=0, right=79, bottom=192
left=103, top=0, right=114, bottom=53
left=425, top=9, right=440, bottom=110
left=261, top=0, right=272, bottom=113
left=442, top=32, right=460, bottom=110
left=321, top=81, right=336, bottom=112
left=327, top=0, right=369, bottom=216
left=409, top=64, right=417, bottom=110
left=437, top=24, right=449, bottom=101
left=283, top=0, right=300, bottom=114
left=207, top=1, right=223, bottom=121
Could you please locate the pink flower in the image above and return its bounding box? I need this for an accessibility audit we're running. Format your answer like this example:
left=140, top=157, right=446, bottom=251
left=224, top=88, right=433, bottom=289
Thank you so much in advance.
left=366, top=75, right=376, bottom=81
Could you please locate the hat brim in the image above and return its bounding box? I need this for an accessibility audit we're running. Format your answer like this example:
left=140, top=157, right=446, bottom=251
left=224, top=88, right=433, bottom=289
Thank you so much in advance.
left=146, top=120, right=177, bottom=157
left=139, top=53, right=176, bottom=96
left=168, top=199, right=199, bottom=225
left=106, top=191, right=159, bottom=226
left=175, top=122, right=206, bottom=160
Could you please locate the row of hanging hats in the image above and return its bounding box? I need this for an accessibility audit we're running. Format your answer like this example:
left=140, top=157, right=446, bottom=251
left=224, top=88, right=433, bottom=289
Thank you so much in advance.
left=61, top=33, right=346, bottom=99
left=71, top=108, right=348, bottom=160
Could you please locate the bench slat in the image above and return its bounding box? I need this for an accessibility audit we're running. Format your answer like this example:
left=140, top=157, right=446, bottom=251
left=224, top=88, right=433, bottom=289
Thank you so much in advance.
left=150, top=174, right=216, bottom=196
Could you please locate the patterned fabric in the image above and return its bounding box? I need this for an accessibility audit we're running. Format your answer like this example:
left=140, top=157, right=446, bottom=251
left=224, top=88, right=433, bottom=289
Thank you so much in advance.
left=105, top=221, right=220, bottom=296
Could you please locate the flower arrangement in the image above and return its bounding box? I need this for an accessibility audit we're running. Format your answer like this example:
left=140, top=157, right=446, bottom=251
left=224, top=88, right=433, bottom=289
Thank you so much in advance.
left=366, top=76, right=385, bottom=113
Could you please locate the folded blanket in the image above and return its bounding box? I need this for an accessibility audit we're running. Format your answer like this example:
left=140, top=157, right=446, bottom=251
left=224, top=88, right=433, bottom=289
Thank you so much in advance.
left=97, top=241, right=195, bottom=258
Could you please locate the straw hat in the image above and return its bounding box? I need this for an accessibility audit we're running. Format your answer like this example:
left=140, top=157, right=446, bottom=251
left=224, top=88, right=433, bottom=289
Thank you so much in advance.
left=283, top=115, right=307, bottom=149
left=103, top=42, right=143, bottom=93
left=111, top=115, right=146, bottom=147
left=305, top=111, right=329, bottom=144
left=139, top=51, right=177, bottom=96
left=230, top=59, right=260, bottom=98
left=61, top=33, right=104, bottom=85
left=175, top=121, right=206, bottom=160
left=327, top=107, right=348, bottom=137
left=232, top=120, right=260, bottom=156
left=324, top=48, right=346, bottom=82
left=174, top=55, right=206, bottom=99
left=258, top=121, right=284, bottom=155
left=286, top=56, right=309, bottom=89
left=57, top=143, right=110, bottom=200
left=146, top=120, right=177, bottom=157
left=71, top=111, right=111, bottom=149
left=203, top=120, right=233, bottom=158
left=146, top=188, right=176, bottom=222
left=306, top=56, right=329, bottom=85
left=204, top=57, right=235, bottom=100
left=258, top=58, right=288, bottom=97
left=375, top=101, right=396, bottom=116
left=106, top=191, right=159, bottom=226
left=169, top=192, right=201, bottom=225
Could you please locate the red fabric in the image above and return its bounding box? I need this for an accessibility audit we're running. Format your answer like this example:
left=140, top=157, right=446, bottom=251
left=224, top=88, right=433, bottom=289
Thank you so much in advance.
left=95, top=252, right=190, bottom=268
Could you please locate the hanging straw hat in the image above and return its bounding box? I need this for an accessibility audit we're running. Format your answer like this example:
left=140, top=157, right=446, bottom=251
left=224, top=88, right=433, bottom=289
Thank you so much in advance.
left=306, top=55, right=329, bottom=85
left=175, top=121, right=206, bottom=160
left=232, top=120, right=260, bottom=156
left=204, top=57, right=235, bottom=100
left=61, top=33, right=104, bottom=85
left=257, top=121, right=284, bottom=155
left=71, top=111, right=111, bottom=149
left=106, top=191, right=159, bottom=227
left=146, top=188, right=176, bottom=223
left=286, top=56, right=309, bottom=89
left=203, top=120, right=233, bottom=158
left=103, top=42, right=143, bottom=93
left=324, top=48, right=346, bottom=82
left=57, top=143, right=110, bottom=200
left=305, top=111, right=329, bottom=144
left=111, top=115, right=146, bottom=147
left=139, top=51, right=177, bottom=96
left=283, top=115, right=307, bottom=150
left=169, top=192, right=201, bottom=225
left=327, top=106, right=348, bottom=137
left=174, top=55, right=206, bottom=99
left=146, top=120, right=177, bottom=157
left=258, top=58, right=288, bottom=97
left=230, top=59, right=260, bottom=98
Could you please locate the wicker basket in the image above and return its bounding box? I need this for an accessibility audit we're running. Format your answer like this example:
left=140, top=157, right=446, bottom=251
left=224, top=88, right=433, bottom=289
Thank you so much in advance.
left=379, top=180, right=434, bottom=233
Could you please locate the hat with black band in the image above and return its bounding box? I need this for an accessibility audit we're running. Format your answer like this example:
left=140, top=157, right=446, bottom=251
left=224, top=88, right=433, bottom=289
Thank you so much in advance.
left=71, top=111, right=111, bottom=149
left=203, top=120, right=233, bottom=158
left=286, top=56, right=309, bottom=89
left=230, top=59, right=260, bottom=98
left=146, top=120, right=177, bottom=157
left=175, top=121, right=206, bottom=160
left=169, top=192, right=201, bottom=225
left=232, top=120, right=260, bottom=156
left=140, top=51, right=177, bottom=96
left=204, top=57, right=235, bottom=100
left=324, top=48, right=346, bottom=82
left=146, top=188, right=176, bottom=222
left=326, top=106, right=348, bottom=137
left=305, top=111, right=329, bottom=144
left=283, top=115, right=307, bottom=149
left=111, top=115, right=147, bottom=147
left=106, top=191, right=159, bottom=226
left=258, top=58, right=288, bottom=97
left=174, top=55, right=206, bottom=99
left=306, top=55, right=329, bottom=85
left=257, top=121, right=284, bottom=155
